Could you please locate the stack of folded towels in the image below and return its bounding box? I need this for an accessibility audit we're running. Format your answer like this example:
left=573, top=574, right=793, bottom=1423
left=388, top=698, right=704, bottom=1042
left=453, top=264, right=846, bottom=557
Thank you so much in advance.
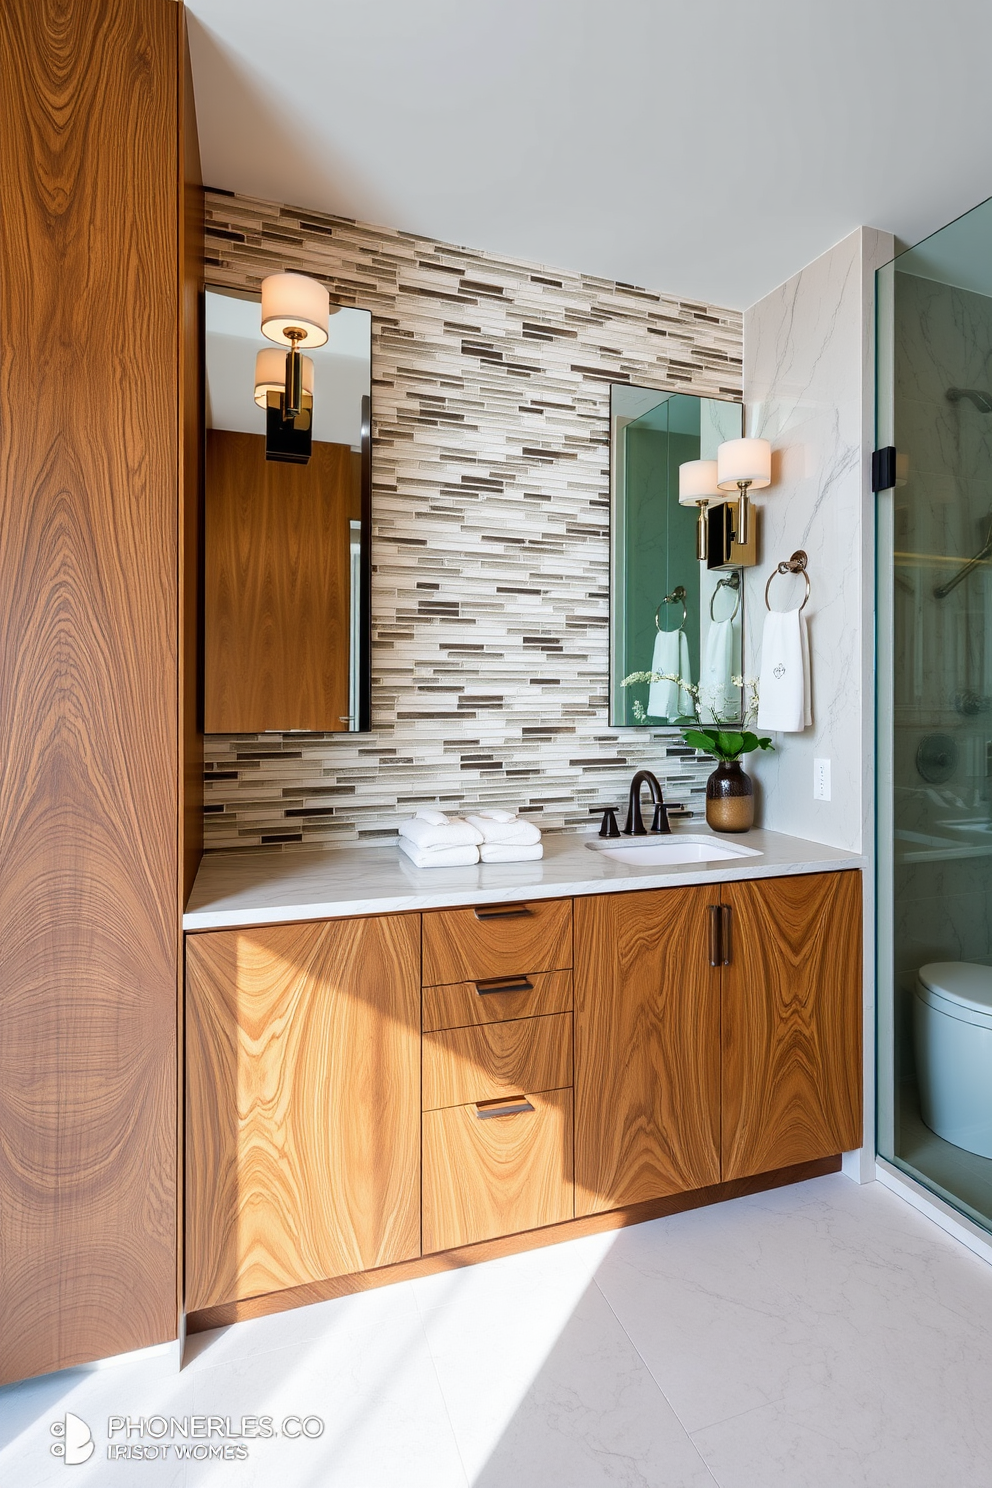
left=397, top=808, right=543, bottom=868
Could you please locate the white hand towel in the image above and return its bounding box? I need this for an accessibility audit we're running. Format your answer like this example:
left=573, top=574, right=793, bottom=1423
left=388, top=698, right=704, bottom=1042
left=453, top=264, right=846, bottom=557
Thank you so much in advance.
left=479, top=843, right=544, bottom=863
left=415, top=808, right=450, bottom=826
left=757, top=608, right=812, bottom=732
left=398, top=838, right=481, bottom=868
left=647, top=628, right=693, bottom=720
left=699, top=617, right=735, bottom=718
left=465, top=813, right=542, bottom=846
left=398, top=815, right=483, bottom=850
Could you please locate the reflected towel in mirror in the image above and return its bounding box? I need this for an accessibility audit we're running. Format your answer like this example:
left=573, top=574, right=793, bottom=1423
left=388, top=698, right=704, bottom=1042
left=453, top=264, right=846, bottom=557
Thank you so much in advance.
left=647, top=628, right=693, bottom=720
left=700, top=617, right=735, bottom=718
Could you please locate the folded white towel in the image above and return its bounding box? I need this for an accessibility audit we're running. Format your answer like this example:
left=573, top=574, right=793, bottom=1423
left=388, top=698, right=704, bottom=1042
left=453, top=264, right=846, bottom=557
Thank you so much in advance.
left=699, top=616, right=735, bottom=719
left=647, top=628, right=693, bottom=720
left=465, top=812, right=542, bottom=846
left=398, top=814, right=483, bottom=850
left=757, top=607, right=812, bottom=732
left=415, top=808, right=450, bottom=826
left=398, top=838, right=481, bottom=868
left=479, top=843, right=544, bottom=863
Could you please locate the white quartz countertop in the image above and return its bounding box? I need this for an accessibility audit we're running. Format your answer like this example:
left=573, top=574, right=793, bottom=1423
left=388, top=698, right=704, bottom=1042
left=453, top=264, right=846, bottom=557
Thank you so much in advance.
left=183, top=827, right=865, bottom=932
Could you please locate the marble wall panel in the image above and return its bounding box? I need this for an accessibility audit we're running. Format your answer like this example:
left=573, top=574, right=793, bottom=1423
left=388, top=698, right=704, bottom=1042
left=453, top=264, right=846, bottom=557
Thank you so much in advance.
left=742, top=227, right=893, bottom=855
left=200, top=190, right=742, bottom=848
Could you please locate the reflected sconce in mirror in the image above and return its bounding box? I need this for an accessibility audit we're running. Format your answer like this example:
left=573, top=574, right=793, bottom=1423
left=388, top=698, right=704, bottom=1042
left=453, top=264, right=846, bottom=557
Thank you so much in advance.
left=259, top=273, right=331, bottom=462
left=678, top=458, right=721, bottom=561
left=716, top=437, right=772, bottom=548
left=253, top=347, right=314, bottom=408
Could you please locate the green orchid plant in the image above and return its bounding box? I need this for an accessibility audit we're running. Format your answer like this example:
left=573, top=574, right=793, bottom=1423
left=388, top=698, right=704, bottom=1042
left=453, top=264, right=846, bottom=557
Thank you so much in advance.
left=619, top=671, right=774, bottom=764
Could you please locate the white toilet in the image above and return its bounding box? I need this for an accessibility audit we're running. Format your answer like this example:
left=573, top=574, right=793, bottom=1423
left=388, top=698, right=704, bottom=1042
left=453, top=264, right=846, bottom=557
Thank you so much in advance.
left=914, top=962, right=992, bottom=1158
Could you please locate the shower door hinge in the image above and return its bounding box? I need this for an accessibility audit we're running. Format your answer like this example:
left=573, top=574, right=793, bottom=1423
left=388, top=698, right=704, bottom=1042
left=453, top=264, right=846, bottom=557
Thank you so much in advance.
left=872, top=446, right=897, bottom=492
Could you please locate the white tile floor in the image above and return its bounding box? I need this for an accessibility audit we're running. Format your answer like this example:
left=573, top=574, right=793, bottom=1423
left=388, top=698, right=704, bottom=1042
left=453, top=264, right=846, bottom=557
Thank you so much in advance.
left=5, top=1173, right=992, bottom=1487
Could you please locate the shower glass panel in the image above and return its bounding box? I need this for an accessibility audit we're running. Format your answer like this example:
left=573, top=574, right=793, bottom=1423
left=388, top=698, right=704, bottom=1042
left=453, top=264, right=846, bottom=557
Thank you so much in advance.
left=877, top=194, right=992, bottom=1230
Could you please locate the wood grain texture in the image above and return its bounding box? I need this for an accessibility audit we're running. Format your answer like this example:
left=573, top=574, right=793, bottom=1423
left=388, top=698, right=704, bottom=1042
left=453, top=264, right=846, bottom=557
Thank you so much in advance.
left=180, top=12, right=203, bottom=909
left=188, top=1154, right=842, bottom=1333
left=423, top=1088, right=573, bottom=1252
left=185, top=914, right=421, bottom=1312
left=721, top=871, right=863, bottom=1181
left=0, top=0, right=186, bottom=1385
left=423, top=1012, right=572, bottom=1110
left=574, top=888, right=721, bottom=1216
left=422, top=898, right=572, bottom=987
left=423, top=969, right=573, bottom=1033
left=204, top=431, right=355, bottom=732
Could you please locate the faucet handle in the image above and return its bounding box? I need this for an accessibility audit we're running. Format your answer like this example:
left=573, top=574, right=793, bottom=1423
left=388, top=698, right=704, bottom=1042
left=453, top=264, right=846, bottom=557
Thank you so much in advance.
left=650, top=801, right=671, bottom=835
left=598, top=806, right=622, bottom=839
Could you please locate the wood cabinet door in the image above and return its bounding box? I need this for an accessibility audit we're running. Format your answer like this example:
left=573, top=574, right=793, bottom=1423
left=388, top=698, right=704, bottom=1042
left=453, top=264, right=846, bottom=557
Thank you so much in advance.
left=186, top=914, right=421, bottom=1311
left=574, top=888, right=721, bottom=1216
left=721, top=871, right=862, bottom=1181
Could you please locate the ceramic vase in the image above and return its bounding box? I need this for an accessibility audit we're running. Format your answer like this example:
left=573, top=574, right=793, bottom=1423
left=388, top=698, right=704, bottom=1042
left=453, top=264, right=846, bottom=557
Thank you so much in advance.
left=705, top=759, right=754, bottom=833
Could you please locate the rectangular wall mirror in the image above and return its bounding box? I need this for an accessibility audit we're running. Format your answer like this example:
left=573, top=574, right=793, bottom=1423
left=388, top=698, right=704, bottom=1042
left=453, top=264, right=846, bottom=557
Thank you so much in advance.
left=610, top=385, right=744, bottom=728
left=203, top=285, right=372, bottom=733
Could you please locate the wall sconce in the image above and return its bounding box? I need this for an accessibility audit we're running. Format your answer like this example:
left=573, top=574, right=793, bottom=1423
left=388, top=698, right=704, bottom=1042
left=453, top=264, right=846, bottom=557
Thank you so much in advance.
left=716, top=437, right=772, bottom=547
left=259, top=272, right=330, bottom=420
left=678, top=459, right=721, bottom=561
left=253, top=347, right=314, bottom=411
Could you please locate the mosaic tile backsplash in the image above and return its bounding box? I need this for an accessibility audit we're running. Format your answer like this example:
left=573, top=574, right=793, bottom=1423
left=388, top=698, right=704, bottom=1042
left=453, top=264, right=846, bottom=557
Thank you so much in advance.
left=202, top=189, right=743, bottom=849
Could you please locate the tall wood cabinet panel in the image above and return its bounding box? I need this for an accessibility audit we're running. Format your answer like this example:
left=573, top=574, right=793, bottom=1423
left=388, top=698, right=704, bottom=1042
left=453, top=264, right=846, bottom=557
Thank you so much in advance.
left=721, top=871, right=863, bottom=1180
left=574, top=888, right=721, bottom=1216
left=185, top=915, right=422, bottom=1313
left=0, top=0, right=202, bottom=1385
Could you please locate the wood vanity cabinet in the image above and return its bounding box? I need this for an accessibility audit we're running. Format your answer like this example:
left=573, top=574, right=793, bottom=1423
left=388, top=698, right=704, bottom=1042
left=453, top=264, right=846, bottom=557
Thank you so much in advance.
left=183, top=870, right=862, bottom=1327
left=185, top=913, right=421, bottom=1312
left=574, top=871, right=862, bottom=1215
left=720, top=872, right=863, bottom=1179
left=574, top=886, right=722, bottom=1216
left=421, top=898, right=575, bottom=1253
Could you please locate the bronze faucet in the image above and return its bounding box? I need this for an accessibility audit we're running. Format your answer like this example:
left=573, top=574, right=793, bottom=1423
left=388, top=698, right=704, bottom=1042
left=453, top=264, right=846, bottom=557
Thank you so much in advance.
left=623, top=770, right=671, bottom=836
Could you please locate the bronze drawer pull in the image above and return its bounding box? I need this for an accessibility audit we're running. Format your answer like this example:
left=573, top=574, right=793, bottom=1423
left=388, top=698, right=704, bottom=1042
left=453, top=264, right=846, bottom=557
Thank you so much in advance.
left=708, top=904, right=722, bottom=967
left=473, top=902, right=532, bottom=921
left=721, top=904, right=733, bottom=965
left=708, top=904, right=732, bottom=966
left=474, top=975, right=533, bottom=996
left=475, top=1095, right=535, bottom=1119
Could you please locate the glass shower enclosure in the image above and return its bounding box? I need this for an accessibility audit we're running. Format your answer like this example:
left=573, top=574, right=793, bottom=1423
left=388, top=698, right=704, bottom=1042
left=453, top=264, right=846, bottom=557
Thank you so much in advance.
left=877, top=195, right=992, bottom=1230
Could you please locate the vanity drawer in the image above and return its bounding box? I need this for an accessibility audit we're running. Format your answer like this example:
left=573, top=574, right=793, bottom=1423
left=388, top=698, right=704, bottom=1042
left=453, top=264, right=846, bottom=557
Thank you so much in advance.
left=422, top=897, right=572, bottom=986
left=423, top=1011, right=572, bottom=1111
left=423, top=1087, right=574, bottom=1252
left=423, top=968, right=573, bottom=1033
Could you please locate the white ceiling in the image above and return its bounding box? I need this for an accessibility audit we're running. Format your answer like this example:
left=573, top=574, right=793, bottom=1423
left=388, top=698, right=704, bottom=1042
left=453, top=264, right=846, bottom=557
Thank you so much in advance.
left=186, top=0, right=992, bottom=311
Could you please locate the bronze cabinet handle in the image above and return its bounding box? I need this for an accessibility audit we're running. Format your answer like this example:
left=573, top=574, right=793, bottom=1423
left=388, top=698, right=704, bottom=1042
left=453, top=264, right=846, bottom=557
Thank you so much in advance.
left=473, top=903, right=533, bottom=921
left=708, top=904, right=722, bottom=967
left=721, top=904, right=732, bottom=965
left=474, top=975, right=534, bottom=995
left=475, top=1096, right=535, bottom=1119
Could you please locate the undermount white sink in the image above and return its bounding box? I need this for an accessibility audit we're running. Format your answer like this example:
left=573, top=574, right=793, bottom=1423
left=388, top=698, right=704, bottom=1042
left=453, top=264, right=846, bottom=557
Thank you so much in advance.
left=586, top=834, right=763, bottom=866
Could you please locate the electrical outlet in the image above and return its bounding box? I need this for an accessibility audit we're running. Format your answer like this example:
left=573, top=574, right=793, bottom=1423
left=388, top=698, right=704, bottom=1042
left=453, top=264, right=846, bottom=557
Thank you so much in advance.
left=814, top=758, right=831, bottom=801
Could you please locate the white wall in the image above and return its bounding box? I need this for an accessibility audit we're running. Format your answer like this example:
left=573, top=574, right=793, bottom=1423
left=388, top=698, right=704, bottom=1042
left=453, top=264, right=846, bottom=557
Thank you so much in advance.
left=742, top=227, right=893, bottom=854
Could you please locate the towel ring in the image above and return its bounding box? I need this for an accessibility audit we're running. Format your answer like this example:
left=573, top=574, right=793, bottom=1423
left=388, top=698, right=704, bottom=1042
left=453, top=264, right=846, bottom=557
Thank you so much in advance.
left=709, top=571, right=742, bottom=623
left=655, top=585, right=688, bottom=632
left=765, top=550, right=810, bottom=612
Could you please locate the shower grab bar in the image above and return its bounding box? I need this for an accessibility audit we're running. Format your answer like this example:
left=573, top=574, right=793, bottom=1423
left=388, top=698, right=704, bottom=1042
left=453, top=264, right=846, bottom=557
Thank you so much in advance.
left=934, top=515, right=992, bottom=598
